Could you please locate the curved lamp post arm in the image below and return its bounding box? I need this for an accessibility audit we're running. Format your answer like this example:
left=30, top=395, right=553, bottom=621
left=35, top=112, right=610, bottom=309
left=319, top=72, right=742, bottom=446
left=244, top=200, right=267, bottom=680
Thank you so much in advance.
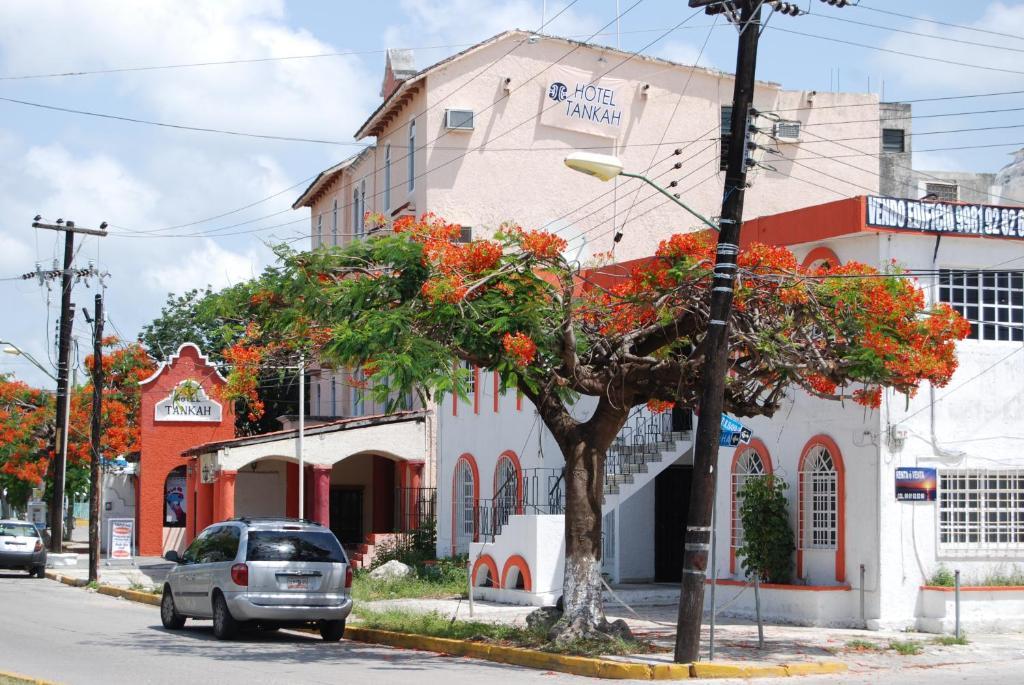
left=1, top=341, right=58, bottom=381
left=618, top=171, right=720, bottom=233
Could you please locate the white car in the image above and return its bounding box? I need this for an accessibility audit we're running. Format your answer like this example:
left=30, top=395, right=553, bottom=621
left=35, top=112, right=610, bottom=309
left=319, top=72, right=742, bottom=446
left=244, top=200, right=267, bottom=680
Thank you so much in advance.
left=0, top=520, right=47, bottom=577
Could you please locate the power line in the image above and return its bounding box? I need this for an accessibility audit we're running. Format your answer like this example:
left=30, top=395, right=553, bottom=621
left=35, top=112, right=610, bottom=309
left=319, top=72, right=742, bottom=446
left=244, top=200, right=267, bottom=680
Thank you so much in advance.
left=766, top=24, right=1024, bottom=77
left=762, top=89, right=1024, bottom=115
left=852, top=3, right=1024, bottom=44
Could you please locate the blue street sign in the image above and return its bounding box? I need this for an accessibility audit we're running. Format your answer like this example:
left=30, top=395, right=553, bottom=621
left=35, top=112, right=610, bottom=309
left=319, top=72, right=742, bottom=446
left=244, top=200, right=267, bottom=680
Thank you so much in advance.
left=719, top=415, right=752, bottom=447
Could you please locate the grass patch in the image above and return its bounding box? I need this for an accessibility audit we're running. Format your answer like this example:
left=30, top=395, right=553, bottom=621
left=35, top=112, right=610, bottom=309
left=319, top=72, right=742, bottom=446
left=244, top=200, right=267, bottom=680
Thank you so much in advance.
left=845, top=638, right=885, bottom=652
left=85, top=580, right=100, bottom=590
left=928, top=564, right=1024, bottom=587
left=889, top=639, right=924, bottom=655
left=351, top=607, right=657, bottom=657
left=932, top=634, right=969, bottom=646
left=351, top=565, right=468, bottom=601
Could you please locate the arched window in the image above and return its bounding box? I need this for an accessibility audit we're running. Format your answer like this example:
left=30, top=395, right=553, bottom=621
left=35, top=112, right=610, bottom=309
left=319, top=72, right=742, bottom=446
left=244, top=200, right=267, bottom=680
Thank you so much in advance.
left=731, top=444, right=770, bottom=573
left=494, top=452, right=522, bottom=527
left=800, top=445, right=837, bottom=550
left=452, top=454, right=479, bottom=555
left=797, top=435, right=847, bottom=583
left=164, top=466, right=187, bottom=529
left=383, top=144, right=392, bottom=211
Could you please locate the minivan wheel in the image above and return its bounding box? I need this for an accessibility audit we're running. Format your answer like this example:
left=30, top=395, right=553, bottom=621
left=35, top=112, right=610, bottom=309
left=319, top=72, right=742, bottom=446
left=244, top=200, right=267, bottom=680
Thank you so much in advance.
left=320, top=619, right=346, bottom=642
left=212, top=593, right=239, bottom=640
left=161, top=588, right=186, bottom=629
left=30, top=566, right=45, bottom=578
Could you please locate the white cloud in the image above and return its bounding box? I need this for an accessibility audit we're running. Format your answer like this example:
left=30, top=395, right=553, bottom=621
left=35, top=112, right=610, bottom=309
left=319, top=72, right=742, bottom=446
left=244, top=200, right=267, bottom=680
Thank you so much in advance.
left=146, top=239, right=263, bottom=292
left=383, top=0, right=601, bottom=49
left=0, top=0, right=377, bottom=141
left=871, top=2, right=1024, bottom=93
left=656, top=39, right=714, bottom=70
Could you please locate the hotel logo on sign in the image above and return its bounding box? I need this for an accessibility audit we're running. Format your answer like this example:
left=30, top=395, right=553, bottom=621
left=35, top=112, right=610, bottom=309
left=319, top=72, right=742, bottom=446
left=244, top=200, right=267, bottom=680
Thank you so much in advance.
left=155, top=379, right=223, bottom=423
left=540, top=67, right=630, bottom=139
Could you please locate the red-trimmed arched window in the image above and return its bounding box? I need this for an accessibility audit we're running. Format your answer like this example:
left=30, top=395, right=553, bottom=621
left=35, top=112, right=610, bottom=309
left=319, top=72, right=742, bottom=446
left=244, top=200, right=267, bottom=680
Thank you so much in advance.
left=494, top=451, right=523, bottom=526
left=452, top=453, right=480, bottom=555
left=730, top=440, right=772, bottom=575
left=801, top=246, right=842, bottom=272
left=797, top=435, right=846, bottom=583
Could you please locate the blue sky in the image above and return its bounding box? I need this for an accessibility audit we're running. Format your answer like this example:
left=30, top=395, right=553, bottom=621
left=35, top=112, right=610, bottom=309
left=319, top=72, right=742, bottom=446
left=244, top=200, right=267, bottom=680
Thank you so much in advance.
left=1, top=0, right=1022, bottom=386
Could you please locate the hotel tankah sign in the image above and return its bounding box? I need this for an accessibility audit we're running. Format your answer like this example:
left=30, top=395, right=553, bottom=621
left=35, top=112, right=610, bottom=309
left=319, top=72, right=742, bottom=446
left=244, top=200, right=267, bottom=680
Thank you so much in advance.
left=155, top=379, right=223, bottom=422
left=866, top=196, right=1024, bottom=240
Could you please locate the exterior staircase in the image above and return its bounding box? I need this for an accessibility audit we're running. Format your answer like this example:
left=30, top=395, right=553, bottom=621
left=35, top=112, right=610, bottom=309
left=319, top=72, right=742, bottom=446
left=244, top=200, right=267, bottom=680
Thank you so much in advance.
left=347, top=532, right=404, bottom=569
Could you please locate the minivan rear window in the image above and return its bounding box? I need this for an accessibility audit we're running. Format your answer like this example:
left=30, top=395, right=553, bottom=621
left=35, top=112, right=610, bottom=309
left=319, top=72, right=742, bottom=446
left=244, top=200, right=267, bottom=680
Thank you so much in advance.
left=246, top=531, right=346, bottom=563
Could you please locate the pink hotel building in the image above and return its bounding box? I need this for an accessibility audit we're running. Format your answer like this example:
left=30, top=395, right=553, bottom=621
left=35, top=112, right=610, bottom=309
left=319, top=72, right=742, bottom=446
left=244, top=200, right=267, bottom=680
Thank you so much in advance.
left=186, top=30, right=1024, bottom=631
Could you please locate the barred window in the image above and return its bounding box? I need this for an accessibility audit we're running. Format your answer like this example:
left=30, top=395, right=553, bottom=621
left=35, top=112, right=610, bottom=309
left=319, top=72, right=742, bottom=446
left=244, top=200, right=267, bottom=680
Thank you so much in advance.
left=939, top=470, right=1024, bottom=551
left=939, top=269, right=1024, bottom=342
left=800, top=446, right=837, bottom=549
left=926, top=182, right=958, bottom=202
left=732, top=449, right=767, bottom=552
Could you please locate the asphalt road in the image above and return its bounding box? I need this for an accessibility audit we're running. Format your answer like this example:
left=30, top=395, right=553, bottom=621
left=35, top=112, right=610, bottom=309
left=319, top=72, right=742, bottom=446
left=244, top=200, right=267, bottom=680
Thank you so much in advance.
left=1, top=574, right=1022, bottom=685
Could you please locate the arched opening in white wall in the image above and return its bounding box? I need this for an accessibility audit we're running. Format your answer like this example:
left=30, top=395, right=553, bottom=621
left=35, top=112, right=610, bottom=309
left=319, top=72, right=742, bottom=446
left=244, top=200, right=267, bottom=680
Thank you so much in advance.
left=730, top=440, right=772, bottom=575
left=494, top=451, right=522, bottom=528
left=452, top=454, right=479, bottom=555
left=798, top=435, right=846, bottom=584
left=472, top=554, right=497, bottom=588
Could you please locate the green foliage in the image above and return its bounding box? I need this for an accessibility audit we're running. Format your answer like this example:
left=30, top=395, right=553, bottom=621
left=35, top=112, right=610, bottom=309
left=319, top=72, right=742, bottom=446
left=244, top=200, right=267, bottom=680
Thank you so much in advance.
left=845, top=639, right=884, bottom=652
left=351, top=607, right=654, bottom=656
left=928, top=565, right=955, bottom=587
left=351, top=563, right=467, bottom=602
left=889, top=639, right=924, bottom=655
left=370, top=520, right=438, bottom=568
left=933, top=634, right=969, bottom=646
left=736, top=475, right=794, bottom=584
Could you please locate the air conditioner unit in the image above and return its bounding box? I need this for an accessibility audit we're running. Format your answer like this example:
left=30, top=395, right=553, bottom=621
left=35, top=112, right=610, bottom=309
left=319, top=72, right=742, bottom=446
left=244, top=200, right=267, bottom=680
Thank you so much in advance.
left=773, top=120, right=801, bottom=141
left=444, top=109, right=474, bottom=130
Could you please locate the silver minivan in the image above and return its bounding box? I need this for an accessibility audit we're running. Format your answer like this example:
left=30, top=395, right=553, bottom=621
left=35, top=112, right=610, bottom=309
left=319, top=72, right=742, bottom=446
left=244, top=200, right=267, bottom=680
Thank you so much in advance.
left=161, top=518, right=353, bottom=641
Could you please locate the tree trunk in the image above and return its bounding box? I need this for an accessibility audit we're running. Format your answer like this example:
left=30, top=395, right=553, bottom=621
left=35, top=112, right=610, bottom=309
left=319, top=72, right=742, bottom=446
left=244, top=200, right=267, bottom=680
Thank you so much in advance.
left=541, top=400, right=632, bottom=644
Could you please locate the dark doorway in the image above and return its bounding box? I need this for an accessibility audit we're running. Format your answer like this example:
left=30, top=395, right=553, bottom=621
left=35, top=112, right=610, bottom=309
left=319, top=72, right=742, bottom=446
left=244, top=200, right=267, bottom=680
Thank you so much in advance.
left=330, top=488, right=364, bottom=545
left=654, top=465, right=692, bottom=582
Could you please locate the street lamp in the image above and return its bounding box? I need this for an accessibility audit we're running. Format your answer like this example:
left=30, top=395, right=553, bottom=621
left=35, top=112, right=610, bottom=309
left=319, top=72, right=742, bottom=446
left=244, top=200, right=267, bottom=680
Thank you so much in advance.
left=1, top=342, right=58, bottom=381
left=563, top=152, right=719, bottom=232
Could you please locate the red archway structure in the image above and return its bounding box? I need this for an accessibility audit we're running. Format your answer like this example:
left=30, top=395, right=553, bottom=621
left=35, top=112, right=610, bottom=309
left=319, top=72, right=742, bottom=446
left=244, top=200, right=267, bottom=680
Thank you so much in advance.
left=797, top=434, right=846, bottom=584
left=801, top=246, right=842, bottom=272
left=501, top=554, right=533, bottom=592
left=472, top=554, right=500, bottom=588
left=729, top=438, right=773, bottom=575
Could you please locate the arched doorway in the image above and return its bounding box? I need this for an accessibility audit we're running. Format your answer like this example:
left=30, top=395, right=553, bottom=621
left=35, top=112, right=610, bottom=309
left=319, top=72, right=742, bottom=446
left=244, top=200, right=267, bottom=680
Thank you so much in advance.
left=163, top=466, right=187, bottom=554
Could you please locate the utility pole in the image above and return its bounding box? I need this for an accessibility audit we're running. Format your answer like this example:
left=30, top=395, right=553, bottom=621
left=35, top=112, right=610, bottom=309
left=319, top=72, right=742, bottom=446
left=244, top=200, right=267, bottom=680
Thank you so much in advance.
left=87, top=293, right=104, bottom=583
left=674, top=0, right=851, bottom=664
left=674, top=0, right=761, bottom=663
left=32, top=217, right=108, bottom=552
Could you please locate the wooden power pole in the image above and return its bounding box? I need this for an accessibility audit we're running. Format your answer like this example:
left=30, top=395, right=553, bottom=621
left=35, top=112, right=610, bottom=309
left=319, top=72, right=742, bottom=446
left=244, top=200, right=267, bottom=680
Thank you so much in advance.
left=88, top=292, right=104, bottom=582
left=32, top=217, right=107, bottom=552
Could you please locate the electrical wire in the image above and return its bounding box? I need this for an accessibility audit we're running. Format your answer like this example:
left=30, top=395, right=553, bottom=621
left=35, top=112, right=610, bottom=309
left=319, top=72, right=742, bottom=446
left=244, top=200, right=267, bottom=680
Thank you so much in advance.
left=851, top=3, right=1024, bottom=44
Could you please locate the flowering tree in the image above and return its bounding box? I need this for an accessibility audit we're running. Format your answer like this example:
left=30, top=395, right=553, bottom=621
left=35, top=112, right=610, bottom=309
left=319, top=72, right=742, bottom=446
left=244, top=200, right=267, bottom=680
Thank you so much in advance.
left=0, top=340, right=154, bottom=510
left=228, top=214, right=968, bottom=643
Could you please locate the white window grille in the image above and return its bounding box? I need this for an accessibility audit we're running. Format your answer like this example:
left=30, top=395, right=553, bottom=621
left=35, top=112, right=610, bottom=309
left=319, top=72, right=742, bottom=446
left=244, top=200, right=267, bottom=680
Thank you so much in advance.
left=939, top=269, right=1024, bottom=342
left=939, top=470, right=1024, bottom=552
left=773, top=120, right=801, bottom=140
left=408, top=119, right=416, bottom=193
left=800, top=446, right=838, bottom=550
left=464, top=360, right=476, bottom=394
left=732, top=449, right=767, bottom=553
left=383, top=144, right=391, bottom=211
left=332, top=199, right=338, bottom=244
left=454, top=459, right=476, bottom=554
left=926, top=182, right=959, bottom=202
left=495, top=455, right=519, bottom=527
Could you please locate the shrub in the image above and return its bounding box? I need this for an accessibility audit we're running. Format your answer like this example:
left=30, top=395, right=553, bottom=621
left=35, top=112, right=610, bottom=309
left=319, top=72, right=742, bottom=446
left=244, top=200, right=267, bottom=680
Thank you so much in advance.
left=889, top=639, right=923, bottom=655
left=928, top=565, right=955, bottom=587
left=736, top=475, right=794, bottom=584
left=370, top=518, right=438, bottom=569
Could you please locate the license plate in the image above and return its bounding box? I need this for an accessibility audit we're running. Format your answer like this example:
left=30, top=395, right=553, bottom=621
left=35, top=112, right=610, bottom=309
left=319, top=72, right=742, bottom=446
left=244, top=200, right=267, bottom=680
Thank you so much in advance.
left=286, top=577, right=309, bottom=590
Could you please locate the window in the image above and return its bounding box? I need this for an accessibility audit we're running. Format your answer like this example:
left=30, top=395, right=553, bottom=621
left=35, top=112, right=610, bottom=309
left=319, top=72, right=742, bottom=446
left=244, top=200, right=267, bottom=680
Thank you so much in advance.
left=800, top=445, right=837, bottom=549
left=939, top=470, right=1024, bottom=551
left=444, top=109, right=474, bottom=130
left=331, top=199, right=338, bottom=244
left=383, top=144, right=391, bottom=211
left=164, top=466, right=187, bottom=528
left=939, top=269, right=1024, bottom=342
left=316, top=214, right=323, bottom=248
left=463, top=360, right=476, bottom=394
left=315, top=382, right=321, bottom=415
left=453, top=456, right=477, bottom=554
left=330, top=375, right=337, bottom=416
left=408, top=119, right=416, bottom=192
left=882, top=128, right=905, bottom=153
left=926, top=182, right=958, bottom=202
left=359, top=179, right=366, bottom=234
left=494, top=453, right=521, bottom=527
left=732, top=448, right=767, bottom=555
left=198, top=525, right=240, bottom=563
left=455, top=225, right=473, bottom=243
left=246, top=530, right=346, bottom=562
left=720, top=105, right=733, bottom=171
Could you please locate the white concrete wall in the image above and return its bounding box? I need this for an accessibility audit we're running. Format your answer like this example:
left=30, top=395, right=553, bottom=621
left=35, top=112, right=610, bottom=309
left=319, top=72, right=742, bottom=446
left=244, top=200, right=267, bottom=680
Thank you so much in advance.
left=703, top=581, right=859, bottom=628
left=917, top=588, right=1024, bottom=633
left=470, top=514, right=565, bottom=606
left=616, top=476, right=655, bottom=582
left=235, top=459, right=287, bottom=518
left=100, top=474, right=136, bottom=554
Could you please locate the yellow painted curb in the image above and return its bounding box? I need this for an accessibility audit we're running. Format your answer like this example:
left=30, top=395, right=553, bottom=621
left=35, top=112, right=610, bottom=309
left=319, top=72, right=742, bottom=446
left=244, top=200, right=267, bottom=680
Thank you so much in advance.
left=783, top=662, right=848, bottom=676
left=95, top=584, right=162, bottom=607
left=0, top=668, right=62, bottom=685
left=650, top=663, right=693, bottom=680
